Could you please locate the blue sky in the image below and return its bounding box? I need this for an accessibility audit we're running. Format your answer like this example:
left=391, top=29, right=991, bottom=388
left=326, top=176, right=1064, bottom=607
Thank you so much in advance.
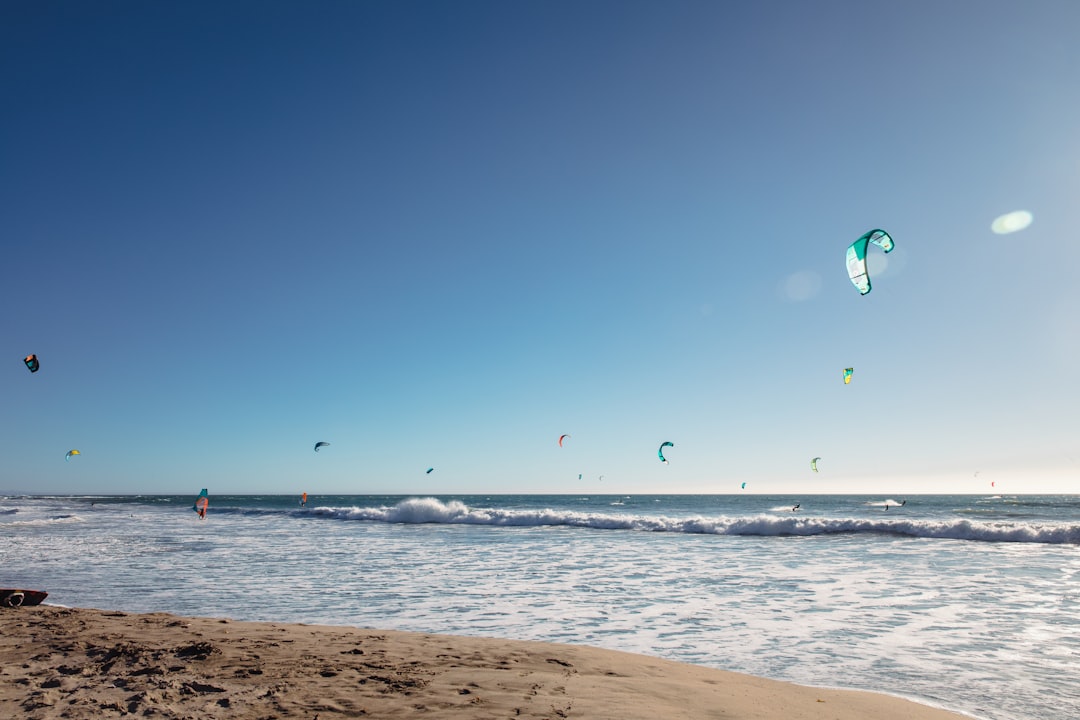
left=2, top=0, right=1077, bottom=495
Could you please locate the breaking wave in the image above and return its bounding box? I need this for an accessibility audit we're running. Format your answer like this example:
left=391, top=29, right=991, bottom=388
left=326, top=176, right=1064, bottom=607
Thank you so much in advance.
left=307, top=498, right=1080, bottom=544
left=8, top=514, right=85, bottom=526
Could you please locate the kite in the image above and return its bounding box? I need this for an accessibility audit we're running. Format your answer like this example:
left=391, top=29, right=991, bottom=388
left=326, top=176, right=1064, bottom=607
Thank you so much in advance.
left=426, top=467, right=434, bottom=474
left=24, top=355, right=39, bottom=373
left=193, top=488, right=208, bottom=519
left=558, top=434, right=570, bottom=447
left=314, top=442, right=330, bottom=452
left=843, top=368, right=853, bottom=384
left=65, top=449, right=80, bottom=462
left=741, top=482, right=747, bottom=489
left=846, top=229, right=894, bottom=295
left=658, top=441, right=674, bottom=464
left=811, top=457, right=821, bottom=472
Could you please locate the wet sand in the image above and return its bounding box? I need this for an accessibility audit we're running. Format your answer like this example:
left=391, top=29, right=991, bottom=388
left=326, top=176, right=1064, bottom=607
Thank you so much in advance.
left=1, top=606, right=972, bottom=719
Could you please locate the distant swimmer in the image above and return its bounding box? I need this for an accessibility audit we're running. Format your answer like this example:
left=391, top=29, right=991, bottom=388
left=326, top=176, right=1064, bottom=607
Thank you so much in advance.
left=885, top=504, right=889, bottom=510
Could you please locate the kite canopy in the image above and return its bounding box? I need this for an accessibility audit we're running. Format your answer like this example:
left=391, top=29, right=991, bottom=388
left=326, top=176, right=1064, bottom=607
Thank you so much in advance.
left=24, top=354, right=39, bottom=373
left=846, top=229, right=894, bottom=295
left=658, top=441, right=674, bottom=464
left=314, top=442, right=330, bottom=452
left=843, top=368, right=853, bottom=384
left=426, top=467, right=434, bottom=474
left=558, top=434, right=570, bottom=447
left=811, top=457, right=821, bottom=472
left=65, top=449, right=80, bottom=462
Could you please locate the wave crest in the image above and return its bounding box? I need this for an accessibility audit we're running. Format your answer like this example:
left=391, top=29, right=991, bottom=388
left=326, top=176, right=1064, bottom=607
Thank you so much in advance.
left=308, top=498, right=1080, bottom=544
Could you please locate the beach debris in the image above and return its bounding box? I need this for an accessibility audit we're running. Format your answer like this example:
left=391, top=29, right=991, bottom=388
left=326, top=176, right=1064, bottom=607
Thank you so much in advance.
left=1, top=589, right=48, bottom=607
left=846, top=229, right=894, bottom=295
left=24, top=354, right=39, bottom=372
left=65, top=449, right=80, bottom=462
left=314, top=441, right=330, bottom=452
left=658, top=441, right=674, bottom=464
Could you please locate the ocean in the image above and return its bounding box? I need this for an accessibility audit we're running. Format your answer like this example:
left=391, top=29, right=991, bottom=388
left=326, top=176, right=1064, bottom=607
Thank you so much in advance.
left=2, top=493, right=1078, bottom=719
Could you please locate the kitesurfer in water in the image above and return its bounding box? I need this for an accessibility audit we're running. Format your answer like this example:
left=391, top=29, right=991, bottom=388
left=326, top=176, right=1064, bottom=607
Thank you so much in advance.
left=792, top=504, right=800, bottom=512
left=192, top=489, right=209, bottom=520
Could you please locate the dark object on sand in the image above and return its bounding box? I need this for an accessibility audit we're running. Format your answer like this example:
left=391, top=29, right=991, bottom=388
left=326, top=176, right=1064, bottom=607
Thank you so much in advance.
left=0, top=589, right=48, bottom=607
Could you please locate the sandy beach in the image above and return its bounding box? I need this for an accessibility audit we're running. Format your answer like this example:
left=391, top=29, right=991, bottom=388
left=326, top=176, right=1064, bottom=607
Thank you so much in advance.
left=1, top=606, right=972, bottom=719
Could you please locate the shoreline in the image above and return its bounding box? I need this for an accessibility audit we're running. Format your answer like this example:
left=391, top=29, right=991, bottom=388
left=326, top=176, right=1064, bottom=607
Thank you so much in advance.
left=1, top=606, right=975, bottom=719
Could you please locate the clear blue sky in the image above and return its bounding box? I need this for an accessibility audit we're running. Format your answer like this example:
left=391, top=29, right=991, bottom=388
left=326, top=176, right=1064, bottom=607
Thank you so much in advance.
left=2, top=0, right=1077, bottom=495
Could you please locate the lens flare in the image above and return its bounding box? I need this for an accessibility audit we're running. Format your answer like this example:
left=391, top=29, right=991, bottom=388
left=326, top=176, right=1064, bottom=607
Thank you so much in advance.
left=991, top=210, right=1033, bottom=235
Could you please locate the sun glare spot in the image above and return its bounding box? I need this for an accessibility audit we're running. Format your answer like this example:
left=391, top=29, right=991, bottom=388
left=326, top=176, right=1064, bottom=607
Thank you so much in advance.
left=991, top=210, right=1033, bottom=235
left=865, top=253, right=889, bottom=275
left=784, top=270, right=821, bottom=301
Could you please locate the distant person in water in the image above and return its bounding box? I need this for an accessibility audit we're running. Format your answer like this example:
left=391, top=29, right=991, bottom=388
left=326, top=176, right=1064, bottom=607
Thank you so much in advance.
left=792, top=504, right=800, bottom=512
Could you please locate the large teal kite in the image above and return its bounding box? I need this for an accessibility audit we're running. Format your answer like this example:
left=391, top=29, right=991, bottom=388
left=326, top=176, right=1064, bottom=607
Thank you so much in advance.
left=846, top=229, right=894, bottom=295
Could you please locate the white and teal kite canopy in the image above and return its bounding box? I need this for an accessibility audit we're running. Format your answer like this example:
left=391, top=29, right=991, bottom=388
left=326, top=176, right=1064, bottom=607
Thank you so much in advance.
left=846, top=229, right=894, bottom=295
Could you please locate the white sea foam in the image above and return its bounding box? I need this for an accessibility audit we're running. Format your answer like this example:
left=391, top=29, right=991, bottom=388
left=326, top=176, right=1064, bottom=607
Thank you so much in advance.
left=310, top=498, right=1080, bottom=544
left=8, top=514, right=85, bottom=526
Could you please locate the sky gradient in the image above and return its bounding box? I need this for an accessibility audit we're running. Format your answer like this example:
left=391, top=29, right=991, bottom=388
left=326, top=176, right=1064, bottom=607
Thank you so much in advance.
left=2, top=0, right=1078, bottom=495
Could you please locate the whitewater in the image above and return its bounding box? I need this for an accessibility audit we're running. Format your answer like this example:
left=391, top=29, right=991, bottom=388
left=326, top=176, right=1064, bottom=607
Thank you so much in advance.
left=3, top=493, right=1079, bottom=720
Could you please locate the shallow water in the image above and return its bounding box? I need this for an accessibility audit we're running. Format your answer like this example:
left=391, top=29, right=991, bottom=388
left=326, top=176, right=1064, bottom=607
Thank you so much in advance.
left=3, top=493, right=1079, bottom=720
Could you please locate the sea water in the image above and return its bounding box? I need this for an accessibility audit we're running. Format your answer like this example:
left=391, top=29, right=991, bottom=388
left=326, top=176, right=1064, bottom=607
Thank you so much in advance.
left=2, top=494, right=1078, bottom=720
